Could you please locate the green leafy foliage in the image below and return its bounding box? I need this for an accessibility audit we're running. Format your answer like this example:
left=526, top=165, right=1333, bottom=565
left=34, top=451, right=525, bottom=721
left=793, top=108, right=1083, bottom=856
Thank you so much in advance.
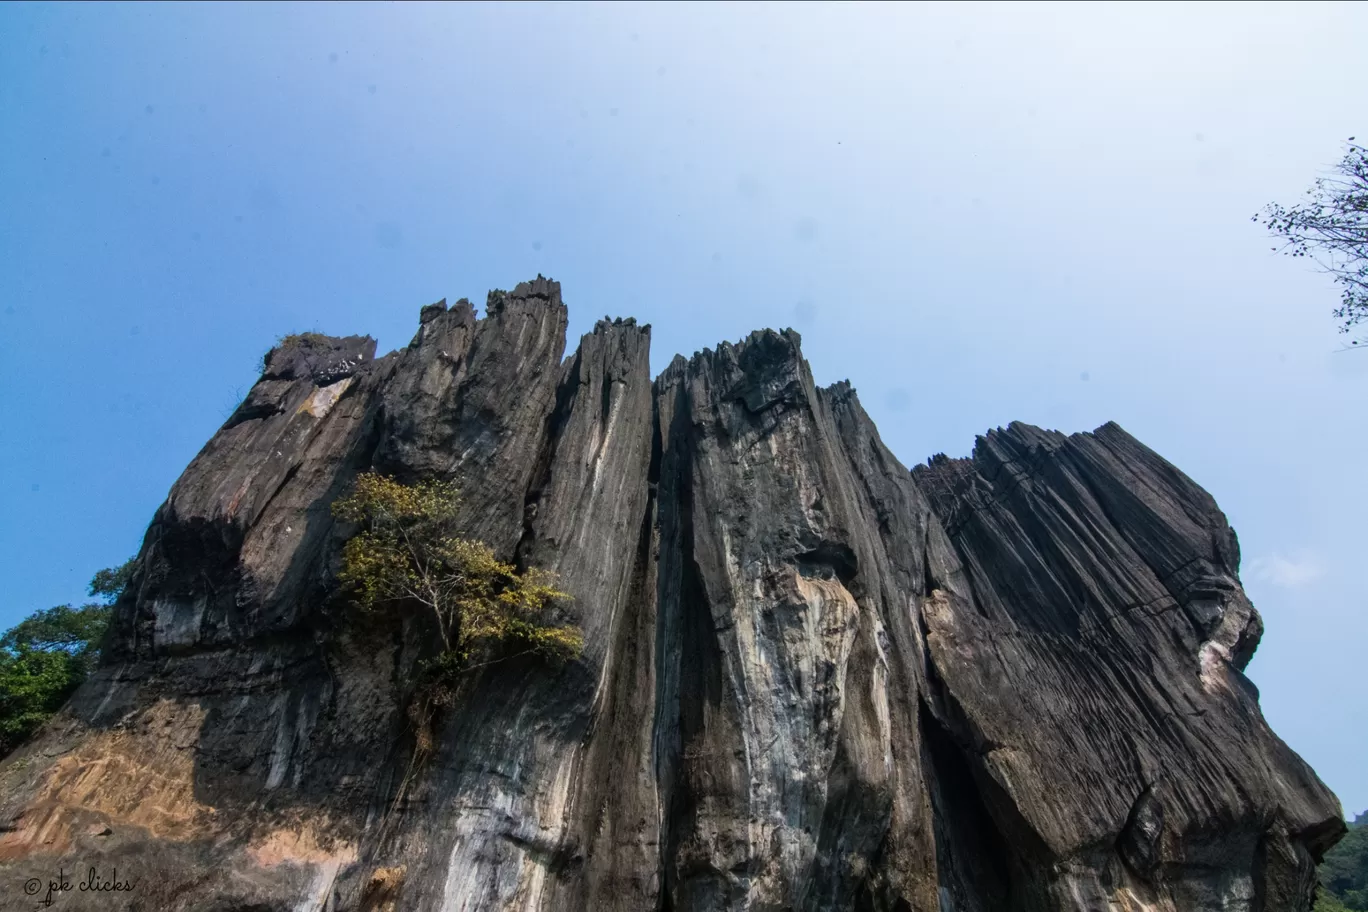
left=332, top=473, right=581, bottom=683
left=88, top=558, right=136, bottom=603
left=0, top=649, right=90, bottom=755
left=1256, top=138, right=1368, bottom=345
left=1320, top=812, right=1368, bottom=910
left=0, top=560, right=133, bottom=756
left=332, top=473, right=581, bottom=760
left=1, top=604, right=111, bottom=665
left=1320, top=890, right=1355, bottom=912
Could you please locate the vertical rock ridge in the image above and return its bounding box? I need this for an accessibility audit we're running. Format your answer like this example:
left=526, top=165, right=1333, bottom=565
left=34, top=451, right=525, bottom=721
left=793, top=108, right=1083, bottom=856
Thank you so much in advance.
left=912, top=422, right=1343, bottom=910
left=649, top=331, right=943, bottom=910
left=356, top=296, right=656, bottom=912
left=374, top=277, right=569, bottom=556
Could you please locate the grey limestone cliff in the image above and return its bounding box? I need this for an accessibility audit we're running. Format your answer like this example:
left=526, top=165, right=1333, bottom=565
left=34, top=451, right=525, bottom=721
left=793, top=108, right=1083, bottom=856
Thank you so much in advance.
left=0, top=277, right=1344, bottom=911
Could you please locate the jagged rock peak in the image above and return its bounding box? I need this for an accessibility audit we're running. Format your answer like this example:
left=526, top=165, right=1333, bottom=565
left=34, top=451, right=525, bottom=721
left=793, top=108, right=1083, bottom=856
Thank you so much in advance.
left=486, top=273, right=562, bottom=315
left=418, top=298, right=447, bottom=323
left=260, top=332, right=375, bottom=385
left=594, top=315, right=645, bottom=333
left=0, top=276, right=1343, bottom=912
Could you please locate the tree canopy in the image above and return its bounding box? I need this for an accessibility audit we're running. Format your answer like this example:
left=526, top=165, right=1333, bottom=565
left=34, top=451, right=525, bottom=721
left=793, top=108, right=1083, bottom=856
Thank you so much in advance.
left=1256, top=138, right=1368, bottom=345
left=332, top=473, right=582, bottom=681
left=88, top=559, right=136, bottom=603
left=332, top=473, right=582, bottom=760
left=1320, top=812, right=1368, bottom=910
left=0, top=558, right=134, bottom=756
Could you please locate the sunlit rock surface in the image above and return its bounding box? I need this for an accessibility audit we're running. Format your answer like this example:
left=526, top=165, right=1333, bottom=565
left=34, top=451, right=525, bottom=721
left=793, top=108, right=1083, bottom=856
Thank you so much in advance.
left=0, top=277, right=1343, bottom=911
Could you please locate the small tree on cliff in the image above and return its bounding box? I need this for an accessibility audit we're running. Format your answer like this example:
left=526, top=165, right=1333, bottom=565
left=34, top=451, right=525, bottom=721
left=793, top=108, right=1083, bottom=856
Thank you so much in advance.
left=331, top=473, right=581, bottom=748
left=1255, top=138, right=1368, bottom=345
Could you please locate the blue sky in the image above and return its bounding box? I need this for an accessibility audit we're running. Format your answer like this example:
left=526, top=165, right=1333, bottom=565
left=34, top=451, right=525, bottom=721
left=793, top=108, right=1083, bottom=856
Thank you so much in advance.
left=1, top=1, right=1364, bottom=813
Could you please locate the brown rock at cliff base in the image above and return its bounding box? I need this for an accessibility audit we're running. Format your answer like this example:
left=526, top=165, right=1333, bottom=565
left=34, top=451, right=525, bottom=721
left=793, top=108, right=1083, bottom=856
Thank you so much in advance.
left=0, top=278, right=1343, bottom=911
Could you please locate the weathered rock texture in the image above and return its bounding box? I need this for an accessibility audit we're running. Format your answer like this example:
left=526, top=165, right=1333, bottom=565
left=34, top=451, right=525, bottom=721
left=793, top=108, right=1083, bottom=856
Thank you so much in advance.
left=0, top=277, right=1344, bottom=911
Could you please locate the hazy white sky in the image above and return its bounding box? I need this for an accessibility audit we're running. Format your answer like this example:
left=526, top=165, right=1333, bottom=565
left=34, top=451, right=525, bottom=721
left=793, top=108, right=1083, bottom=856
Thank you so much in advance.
left=1, top=1, right=1364, bottom=813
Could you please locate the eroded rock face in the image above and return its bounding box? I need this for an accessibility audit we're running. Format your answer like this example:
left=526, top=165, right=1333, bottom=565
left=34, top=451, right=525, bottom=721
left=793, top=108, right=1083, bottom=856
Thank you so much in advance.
left=0, top=278, right=1343, bottom=911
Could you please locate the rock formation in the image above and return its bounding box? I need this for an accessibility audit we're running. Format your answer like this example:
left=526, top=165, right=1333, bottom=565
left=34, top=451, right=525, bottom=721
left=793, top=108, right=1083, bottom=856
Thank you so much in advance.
left=0, top=277, right=1344, bottom=911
